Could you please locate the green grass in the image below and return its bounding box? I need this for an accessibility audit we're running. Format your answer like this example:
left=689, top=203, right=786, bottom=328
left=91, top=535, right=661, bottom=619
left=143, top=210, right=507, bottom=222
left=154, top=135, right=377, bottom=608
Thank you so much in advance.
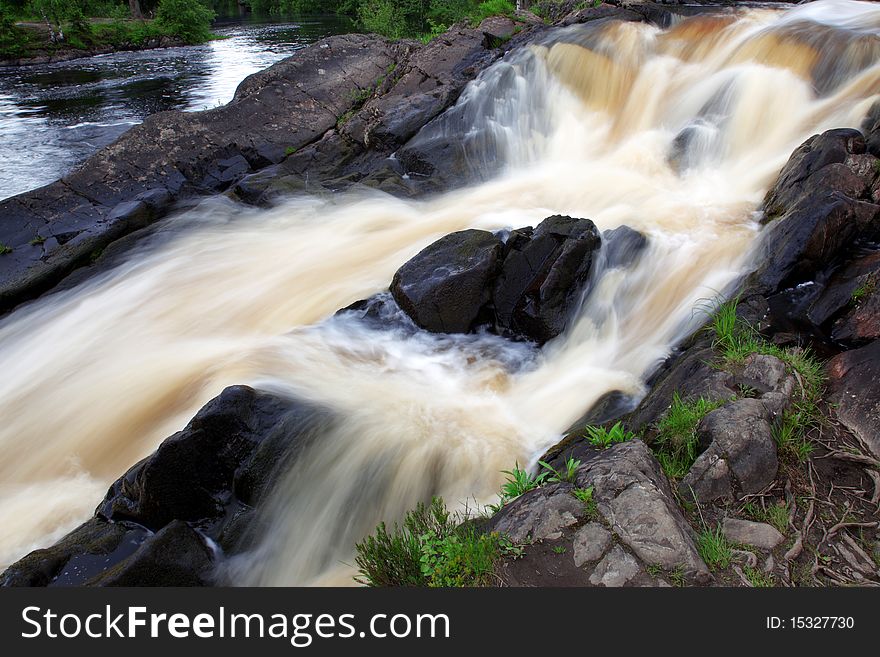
left=28, top=235, right=46, bottom=246
left=742, top=501, right=789, bottom=535
left=743, top=566, right=775, bottom=588
left=707, top=297, right=826, bottom=462
left=696, top=524, right=733, bottom=570
left=653, top=393, right=724, bottom=479
left=584, top=421, right=636, bottom=449
left=500, top=462, right=548, bottom=500
left=851, top=275, right=876, bottom=304
left=354, top=497, right=508, bottom=587
left=0, top=243, right=12, bottom=255
left=551, top=545, right=567, bottom=554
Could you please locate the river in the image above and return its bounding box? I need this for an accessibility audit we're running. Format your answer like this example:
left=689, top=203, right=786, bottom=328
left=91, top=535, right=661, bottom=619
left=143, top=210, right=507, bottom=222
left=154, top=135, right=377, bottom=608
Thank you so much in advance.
left=0, top=0, right=878, bottom=584
left=0, top=14, right=351, bottom=201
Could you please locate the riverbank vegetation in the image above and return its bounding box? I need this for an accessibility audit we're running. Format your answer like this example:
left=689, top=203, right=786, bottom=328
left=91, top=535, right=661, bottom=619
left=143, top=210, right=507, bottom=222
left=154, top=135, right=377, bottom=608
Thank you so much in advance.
left=0, top=0, right=218, bottom=60
left=243, top=0, right=517, bottom=41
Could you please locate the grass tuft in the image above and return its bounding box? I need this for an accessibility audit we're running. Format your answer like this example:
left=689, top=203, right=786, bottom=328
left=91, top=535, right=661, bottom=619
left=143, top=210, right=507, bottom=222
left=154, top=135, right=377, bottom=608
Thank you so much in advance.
left=652, top=393, right=724, bottom=479
left=696, top=524, right=733, bottom=570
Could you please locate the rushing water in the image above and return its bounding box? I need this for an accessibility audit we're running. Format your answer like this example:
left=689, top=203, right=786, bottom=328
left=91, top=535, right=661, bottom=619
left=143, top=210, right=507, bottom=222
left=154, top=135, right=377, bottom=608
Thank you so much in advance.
left=0, top=0, right=878, bottom=584
left=0, top=15, right=350, bottom=201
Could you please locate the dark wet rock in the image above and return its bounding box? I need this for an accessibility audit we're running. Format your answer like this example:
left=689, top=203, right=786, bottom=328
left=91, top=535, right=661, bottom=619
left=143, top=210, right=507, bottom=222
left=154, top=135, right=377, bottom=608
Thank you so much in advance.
left=751, top=129, right=880, bottom=294
left=492, top=216, right=602, bottom=343
left=486, top=483, right=585, bottom=543
left=86, top=521, right=214, bottom=587
left=0, top=518, right=137, bottom=587
left=99, top=385, right=330, bottom=529
left=388, top=215, right=602, bottom=344
left=721, top=518, right=785, bottom=551
left=575, top=440, right=711, bottom=583
left=827, top=339, right=880, bottom=460
left=3, top=385, right=333, bottom=587
left=602, top=225, right=649, bottom=271
left=391, top=230, right=503, bottom=334
left=680, top=398, right=778, bottom=504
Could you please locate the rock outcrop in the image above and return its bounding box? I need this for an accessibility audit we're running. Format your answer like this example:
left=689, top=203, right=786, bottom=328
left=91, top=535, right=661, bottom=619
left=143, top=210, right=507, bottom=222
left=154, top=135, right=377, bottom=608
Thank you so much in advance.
left=390, top=215, right=603, bottom=344
left=1, top=386, right=332, bottom=586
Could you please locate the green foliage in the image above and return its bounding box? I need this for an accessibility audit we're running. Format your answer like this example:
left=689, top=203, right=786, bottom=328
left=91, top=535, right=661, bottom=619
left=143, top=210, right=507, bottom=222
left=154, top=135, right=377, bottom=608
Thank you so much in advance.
left=743, top=565, right=774, bottom=587
left=706, top=296, right=826, bottom=462
left=354, top=497, right=506, bottom=587
left=538, top=456, right=581, bottom=484
left=29, top=235, right=46, bottom=246
left=469, top=0, right=513, bottom=22
left=742, top=500, right=789, bottom=534
left=551, top=545, right=567, bottom=554
left=653, top=393, right=724, bottom=479
left=572, top=486, right=598, bottom=518
left=499, top=462, right=547, bottom=500
left=696, top=524, right=733, bottom=570
left=0, top=2, right=29, bottom=57
left=155, top=0, right=215, bottom=43
left=584, top=421, right=636, bottom=449
left=851, top=275, right=876, bottom=304
left=0, top=243, right=13, bottom=255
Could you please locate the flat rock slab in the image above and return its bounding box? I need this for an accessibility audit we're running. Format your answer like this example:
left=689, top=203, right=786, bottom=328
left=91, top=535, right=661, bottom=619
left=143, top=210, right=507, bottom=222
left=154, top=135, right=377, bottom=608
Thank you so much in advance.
left=722, top=518, right=785, bottom=551
left=487, top=483, right=585, bottom=544
left=576, top=440, right=711, bottom=583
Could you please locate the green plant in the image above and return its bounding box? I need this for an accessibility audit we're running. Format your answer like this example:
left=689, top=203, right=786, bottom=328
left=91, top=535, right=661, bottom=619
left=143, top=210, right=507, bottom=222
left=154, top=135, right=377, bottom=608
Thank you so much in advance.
left=155, top=0, right=215, bottom=44
left=653, top=393, right=723, bottom=479
left=354, top=497, right=505, bottom=587
left=851, top=275, right=876, bottom=304
left=500, top=462, right=547, bottom=500
left=743, top=565, right=774, bottom=588
left=572, top=486, right=598, bottom=518
left=539, top=456, right=581, bottom=483
left=551, top=545, right=566, bottom=554
left=584, top=421, right=636, bottom=449
left=284, top=146, right=298, bottom=156
left=468, top=0, right=514, bottom=24
left=0, top=242, right=12, bottom=255
left=742, top=500, right=789, bottom=534
left=28, top=235, right=46, bottom=246
left=696, top=524, right=733, bottom=570
left=668, top=566, right=686, bottom=587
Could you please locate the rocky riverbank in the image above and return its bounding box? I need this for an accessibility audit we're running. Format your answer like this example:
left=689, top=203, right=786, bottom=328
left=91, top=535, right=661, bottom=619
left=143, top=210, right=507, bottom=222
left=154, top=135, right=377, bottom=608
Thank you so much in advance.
left=2, top=1, right=879, bottom=587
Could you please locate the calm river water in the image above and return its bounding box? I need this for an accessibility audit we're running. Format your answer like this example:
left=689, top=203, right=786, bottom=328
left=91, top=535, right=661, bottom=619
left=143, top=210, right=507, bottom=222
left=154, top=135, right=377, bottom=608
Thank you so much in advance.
left=0, top=15, right=349, bottom=200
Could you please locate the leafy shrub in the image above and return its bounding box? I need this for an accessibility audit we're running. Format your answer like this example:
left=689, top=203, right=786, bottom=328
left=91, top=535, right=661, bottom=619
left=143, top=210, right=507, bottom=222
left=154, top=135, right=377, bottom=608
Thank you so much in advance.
left=155, top=0, right=215, bottom=43
left=354, top=497, right=505, bottom=587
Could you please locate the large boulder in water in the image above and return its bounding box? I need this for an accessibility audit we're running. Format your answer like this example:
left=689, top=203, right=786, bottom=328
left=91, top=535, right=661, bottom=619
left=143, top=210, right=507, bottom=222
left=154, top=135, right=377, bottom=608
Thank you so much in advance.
left=493, top=215, right=601, bottom=343
left=390, top=230, right=503, bottom=334
left=389, top=215, right=605, bottom=344
left=2, top=385, right=333, bottom=586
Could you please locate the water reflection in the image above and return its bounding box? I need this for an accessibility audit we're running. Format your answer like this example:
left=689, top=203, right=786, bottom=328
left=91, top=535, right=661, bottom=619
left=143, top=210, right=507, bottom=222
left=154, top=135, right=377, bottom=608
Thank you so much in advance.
left=0, top=16, right=349, bottom=200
